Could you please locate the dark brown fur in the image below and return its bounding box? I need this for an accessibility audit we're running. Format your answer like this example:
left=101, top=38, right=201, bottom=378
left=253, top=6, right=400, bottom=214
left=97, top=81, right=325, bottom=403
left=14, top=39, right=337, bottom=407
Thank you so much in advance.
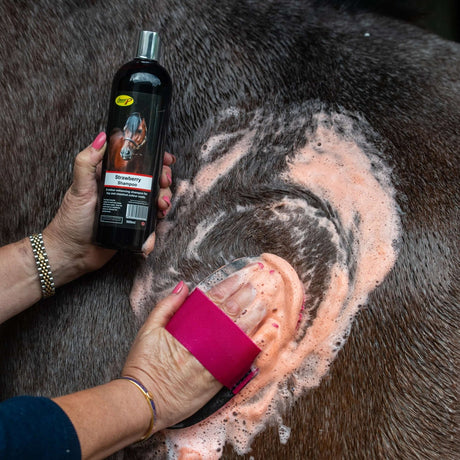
left=0, top=1, right=458, bottom=458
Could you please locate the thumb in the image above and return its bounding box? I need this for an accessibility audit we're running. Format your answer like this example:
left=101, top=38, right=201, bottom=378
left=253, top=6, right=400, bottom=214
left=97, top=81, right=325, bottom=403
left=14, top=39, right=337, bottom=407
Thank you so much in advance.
left=145, top=282, right=190, bottom=329
left=71, top=132, right=107, bottom=197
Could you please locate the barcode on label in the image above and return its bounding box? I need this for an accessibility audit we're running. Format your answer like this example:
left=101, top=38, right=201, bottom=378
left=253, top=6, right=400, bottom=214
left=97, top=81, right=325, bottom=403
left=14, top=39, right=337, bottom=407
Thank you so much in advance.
left=126, top=204, right=149, bottom=221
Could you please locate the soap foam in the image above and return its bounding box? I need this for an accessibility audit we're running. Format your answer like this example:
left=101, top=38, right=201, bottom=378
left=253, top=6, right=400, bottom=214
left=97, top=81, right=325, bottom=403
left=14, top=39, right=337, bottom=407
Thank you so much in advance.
left=194, top=129, right=255, bottom=196
left=147, top=110, right=400, bottom=458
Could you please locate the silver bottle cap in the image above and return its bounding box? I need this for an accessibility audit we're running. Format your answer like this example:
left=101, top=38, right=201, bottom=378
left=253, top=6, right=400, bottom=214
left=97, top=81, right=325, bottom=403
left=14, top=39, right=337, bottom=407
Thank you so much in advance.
left=136, top=30, right=161, bottom=61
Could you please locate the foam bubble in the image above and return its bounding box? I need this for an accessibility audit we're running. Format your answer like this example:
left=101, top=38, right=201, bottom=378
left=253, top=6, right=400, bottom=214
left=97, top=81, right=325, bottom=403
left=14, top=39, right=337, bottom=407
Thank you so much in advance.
left=278, top=423, right=291, bottom=445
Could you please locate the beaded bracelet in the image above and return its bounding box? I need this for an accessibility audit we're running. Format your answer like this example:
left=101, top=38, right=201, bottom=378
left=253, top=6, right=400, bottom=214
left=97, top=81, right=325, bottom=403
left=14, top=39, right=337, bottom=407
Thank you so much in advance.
left=29, top=233, right=55, bottom=298
left=121, top=376, right=157, bottom=441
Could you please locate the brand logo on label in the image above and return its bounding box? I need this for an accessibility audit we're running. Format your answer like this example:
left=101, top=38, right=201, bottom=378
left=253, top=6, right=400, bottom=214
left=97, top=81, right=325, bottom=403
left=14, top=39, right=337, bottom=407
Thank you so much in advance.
left=115, top=95, right=134, bottom=106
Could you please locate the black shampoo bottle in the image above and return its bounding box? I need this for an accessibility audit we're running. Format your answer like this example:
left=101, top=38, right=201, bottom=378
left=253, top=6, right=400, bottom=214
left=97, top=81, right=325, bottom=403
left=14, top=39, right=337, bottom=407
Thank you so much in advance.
left=95, top=31, right=172, bottom=252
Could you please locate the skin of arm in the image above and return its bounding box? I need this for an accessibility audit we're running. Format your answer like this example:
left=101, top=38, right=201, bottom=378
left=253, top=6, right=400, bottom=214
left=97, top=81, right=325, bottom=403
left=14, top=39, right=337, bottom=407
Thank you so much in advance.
left=52, top=380, right=152, bottom=460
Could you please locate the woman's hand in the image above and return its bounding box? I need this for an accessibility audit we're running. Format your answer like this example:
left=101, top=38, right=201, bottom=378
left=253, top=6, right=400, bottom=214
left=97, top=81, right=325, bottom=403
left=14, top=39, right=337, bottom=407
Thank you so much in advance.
left=42, top=132, right=174, bottom=287
left=122, top=280, right=267, bottom=431
left=54, top=280, right=267, bottom=459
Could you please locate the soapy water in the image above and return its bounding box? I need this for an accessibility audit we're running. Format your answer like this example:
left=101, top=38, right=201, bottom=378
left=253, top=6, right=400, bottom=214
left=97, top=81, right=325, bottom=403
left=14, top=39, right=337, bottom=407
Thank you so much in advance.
left=130, top=106, right=400, bottom=458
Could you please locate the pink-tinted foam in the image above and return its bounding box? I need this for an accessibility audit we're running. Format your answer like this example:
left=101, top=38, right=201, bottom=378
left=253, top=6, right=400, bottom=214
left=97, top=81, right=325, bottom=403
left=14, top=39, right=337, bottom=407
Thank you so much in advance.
left=156, top=111, right=400, bottom=458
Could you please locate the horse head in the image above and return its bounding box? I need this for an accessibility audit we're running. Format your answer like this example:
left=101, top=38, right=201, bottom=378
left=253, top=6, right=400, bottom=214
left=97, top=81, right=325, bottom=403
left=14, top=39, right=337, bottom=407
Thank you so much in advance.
left=120, top=112, right=147, bottom=160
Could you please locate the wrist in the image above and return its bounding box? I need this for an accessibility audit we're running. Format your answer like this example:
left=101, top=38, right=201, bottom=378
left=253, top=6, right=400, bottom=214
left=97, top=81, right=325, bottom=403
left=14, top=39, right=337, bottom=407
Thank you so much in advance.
left=41, top=225, right=87, bottom=288
left=113, top=379, right=154, bottom=441
left=119, top=377, right=157, bottom=441
left=0, top=238, right=42, bottom=322
left=29, top=233, right=55, bottom=298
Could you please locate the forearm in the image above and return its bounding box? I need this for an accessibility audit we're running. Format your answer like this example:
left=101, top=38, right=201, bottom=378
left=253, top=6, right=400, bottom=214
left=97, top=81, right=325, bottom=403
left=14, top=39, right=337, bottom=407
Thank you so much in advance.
left=0, top=231, right=85, bottom=324
left=0, top=238, right=42, bottom=322
left=53, top=380, right=152, bottom=460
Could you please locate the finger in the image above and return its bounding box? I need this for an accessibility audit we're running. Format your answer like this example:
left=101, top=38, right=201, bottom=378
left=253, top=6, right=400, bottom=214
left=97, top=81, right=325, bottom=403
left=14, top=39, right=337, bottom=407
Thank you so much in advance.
left=207, top=274, right=243, bottom=303
left=220, top=283, right=256, bottom=318
left=145, top=282, right=189, bottom=329
left=234, top=299, right=267, bottom=336
left=157, top=193, right=171, bottom=219
left=141, top=232, right=156, bottom=257
left=95, top=161, right=103, bottom=181
left=157, top=191, right=172, bottom=212
left=71, top=132, right=107, bottom=197
left=207, top=263, right=259, bottom=303
left=159, top=165, right=172, bottom=188
left=163, top=151, right=176, bottom=166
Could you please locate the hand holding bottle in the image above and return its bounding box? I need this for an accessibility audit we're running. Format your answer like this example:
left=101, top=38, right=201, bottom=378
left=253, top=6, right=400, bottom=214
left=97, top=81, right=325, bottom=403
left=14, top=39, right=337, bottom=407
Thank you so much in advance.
left=42, top=133, right=174, bottom=288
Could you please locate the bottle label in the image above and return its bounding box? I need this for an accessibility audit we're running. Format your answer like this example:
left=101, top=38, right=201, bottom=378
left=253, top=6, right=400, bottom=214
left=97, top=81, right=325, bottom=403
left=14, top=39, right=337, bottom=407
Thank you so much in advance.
left=99, top=90, right=166, bottom=230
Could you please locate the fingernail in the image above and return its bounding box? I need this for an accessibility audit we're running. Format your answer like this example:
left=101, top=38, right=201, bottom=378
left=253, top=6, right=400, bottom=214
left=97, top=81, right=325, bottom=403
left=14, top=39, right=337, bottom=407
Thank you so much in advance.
left=163, top=195, right=171, bottom=206
left=172, top=281, right=184, bottom=294
left=92, top=132, right=106, bottom=150
left=170, top=154, right=177, bottom=164
left=166, top=173, right=172, bottom=185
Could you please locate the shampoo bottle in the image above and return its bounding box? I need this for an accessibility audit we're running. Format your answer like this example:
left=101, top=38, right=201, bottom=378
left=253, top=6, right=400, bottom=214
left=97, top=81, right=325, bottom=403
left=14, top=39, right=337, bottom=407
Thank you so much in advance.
left=95, top=31, right=172, bottom=252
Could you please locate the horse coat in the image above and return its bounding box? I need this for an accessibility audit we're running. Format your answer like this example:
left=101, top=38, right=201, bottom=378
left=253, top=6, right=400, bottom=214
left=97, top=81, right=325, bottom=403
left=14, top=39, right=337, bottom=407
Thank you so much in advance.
left=0, top=1, right=458, bottom=458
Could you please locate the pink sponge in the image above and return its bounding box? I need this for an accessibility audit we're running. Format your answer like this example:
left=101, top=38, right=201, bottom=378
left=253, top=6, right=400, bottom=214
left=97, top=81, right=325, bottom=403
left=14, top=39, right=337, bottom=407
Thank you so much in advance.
left=166, top=288, right=261, bottom=392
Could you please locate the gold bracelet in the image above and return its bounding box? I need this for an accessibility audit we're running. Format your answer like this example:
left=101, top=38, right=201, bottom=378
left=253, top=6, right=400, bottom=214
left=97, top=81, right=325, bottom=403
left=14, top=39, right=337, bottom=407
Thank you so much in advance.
left=121, top=376, right=157, bottom=441
left=29, top=233, right=55, bottom=298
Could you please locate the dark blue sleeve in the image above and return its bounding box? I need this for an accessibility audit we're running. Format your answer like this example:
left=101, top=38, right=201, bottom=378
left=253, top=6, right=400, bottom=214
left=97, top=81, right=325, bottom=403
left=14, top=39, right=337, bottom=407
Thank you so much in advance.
left=0, top=396, right=81, bottom=459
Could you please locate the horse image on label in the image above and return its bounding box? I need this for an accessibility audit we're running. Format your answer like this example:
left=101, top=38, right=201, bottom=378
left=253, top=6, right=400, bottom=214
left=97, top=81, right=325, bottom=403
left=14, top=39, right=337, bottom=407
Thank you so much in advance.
left=108, top=113, right=147, bottom=173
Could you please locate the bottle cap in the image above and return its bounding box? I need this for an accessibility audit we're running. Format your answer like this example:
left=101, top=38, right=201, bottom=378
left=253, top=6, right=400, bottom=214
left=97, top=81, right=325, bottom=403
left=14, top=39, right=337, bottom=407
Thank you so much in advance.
left=136, top=30, right=161, bottom=61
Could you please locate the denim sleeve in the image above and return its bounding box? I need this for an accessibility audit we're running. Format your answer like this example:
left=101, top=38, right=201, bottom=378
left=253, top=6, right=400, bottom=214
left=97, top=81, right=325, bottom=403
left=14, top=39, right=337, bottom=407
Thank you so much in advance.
left=0, top=396, right=81, bottom=459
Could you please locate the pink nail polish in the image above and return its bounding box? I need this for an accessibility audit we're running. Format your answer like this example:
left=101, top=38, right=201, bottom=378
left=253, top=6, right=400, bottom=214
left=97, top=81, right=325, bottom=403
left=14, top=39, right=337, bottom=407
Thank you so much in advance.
left=172, top=281, right=184, bottom=294
left=166, top=173, right=172, bottom=185
left=163, top=195, right=171, bottom=206
left=91, top=132, right=106, bottom=150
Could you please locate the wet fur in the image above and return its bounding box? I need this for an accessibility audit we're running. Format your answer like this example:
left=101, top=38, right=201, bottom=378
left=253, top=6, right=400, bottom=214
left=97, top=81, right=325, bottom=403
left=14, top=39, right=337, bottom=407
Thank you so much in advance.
left=0, top=1, right=458, bottom=458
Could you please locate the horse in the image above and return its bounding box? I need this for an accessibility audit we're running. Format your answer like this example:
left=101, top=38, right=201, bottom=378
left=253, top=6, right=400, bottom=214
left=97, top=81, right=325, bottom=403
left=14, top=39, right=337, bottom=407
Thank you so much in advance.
left=107, top=113, right=147, bottom=173
left=0, top=1, right=458, bottom=459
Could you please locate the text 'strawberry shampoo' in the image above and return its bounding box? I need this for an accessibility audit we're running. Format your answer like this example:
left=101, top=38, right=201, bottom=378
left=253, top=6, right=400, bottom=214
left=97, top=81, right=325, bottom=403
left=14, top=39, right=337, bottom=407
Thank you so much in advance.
left=95, top=31, right=172, bottom=252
